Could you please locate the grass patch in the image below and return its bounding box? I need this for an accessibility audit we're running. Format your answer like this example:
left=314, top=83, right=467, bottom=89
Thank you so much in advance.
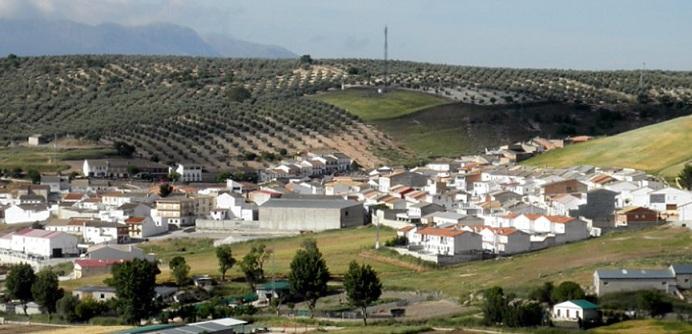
left=0, top=146, right=116, bottom=173
left=311, top=88, right=451, bottom=121
left=590, top=319, right=692, bottom=334
left=525, top=114, right=692, bottom=178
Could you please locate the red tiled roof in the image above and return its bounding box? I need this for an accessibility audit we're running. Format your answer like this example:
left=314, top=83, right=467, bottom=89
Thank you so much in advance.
left=125, top=217, right=146, bottom=224
left=75, top=259, right=124, bottom=268
left=545, top=215, right=576, bottom=224
left=417, top=227, right=466, bottom=238
left=523, top=213, right=543, bottom=220
left=398, top=226, right=415, bottom=232
left=63, top=193, right=85, bottom=201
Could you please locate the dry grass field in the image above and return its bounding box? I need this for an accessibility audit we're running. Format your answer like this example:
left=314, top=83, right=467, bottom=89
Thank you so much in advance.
left=61, top=225, right=691, bottom=300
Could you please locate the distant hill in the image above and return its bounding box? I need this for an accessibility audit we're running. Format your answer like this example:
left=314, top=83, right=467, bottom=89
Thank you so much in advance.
left=203, top=33, right=296, bottom=59
left=0, top=19, right=296, bottom=59
left=524, top=114, right=692, bottom=178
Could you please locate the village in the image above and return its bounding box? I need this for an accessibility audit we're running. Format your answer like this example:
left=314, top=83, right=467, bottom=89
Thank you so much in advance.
left=0, top=133, right=691, bottom=333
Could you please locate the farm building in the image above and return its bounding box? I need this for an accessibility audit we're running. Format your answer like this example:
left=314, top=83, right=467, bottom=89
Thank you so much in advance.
left=0, top=228, right=78, bottom=258
left=614, top=206, right=659, bottom=227
left=259, top=198, right=364, bottom=231
left=551, top=299, right=599, bottom=325
left=593, top=268, right=677, bottom=296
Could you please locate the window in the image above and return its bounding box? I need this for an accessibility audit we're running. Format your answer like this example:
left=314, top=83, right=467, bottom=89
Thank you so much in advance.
left=603, top=281, right=608, bottom=285
left=100, top=293, right=105, bottom=299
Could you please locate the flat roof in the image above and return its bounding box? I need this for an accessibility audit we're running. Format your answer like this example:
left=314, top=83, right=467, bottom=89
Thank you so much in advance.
left=261, top=198, right=360, bottom=209
left=596, top=268, right=674, bottom=279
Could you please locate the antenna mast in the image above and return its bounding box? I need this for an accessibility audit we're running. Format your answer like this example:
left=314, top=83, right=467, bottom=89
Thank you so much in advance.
left=639, top=62, right=646, bottom=92
left=384, top=25, right=388, bottom=90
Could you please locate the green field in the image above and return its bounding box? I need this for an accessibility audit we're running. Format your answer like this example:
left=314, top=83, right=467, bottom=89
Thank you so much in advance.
left=311, top=88, right=452, bottom=121
left=62, top=225, right=691, bottom=299
left=525, top=114, right=692, bottom=178
left=0, top=146, right=116, bottom=173
left=314, top=88, right=679, bottom=161
left=591, top=319, right=692, bottom=334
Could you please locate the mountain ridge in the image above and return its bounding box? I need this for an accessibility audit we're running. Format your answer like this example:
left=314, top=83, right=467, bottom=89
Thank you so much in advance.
left=0, top=18, right=297, bottom=59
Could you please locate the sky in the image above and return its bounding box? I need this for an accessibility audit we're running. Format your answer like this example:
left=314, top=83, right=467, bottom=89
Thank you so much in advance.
left=1, top=0, right=691, bottom=70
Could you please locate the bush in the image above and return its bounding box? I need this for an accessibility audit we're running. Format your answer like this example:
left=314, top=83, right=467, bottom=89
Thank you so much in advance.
left=89, top=316, right=123, bottom=326
left=56, top=294, right=79, bottom=322
left=384, top=236, right=408, bottom=247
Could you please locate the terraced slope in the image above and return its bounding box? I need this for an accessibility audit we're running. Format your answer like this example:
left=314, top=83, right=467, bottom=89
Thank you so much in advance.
left=0, top=56, right=402, bottom=170
left=2, top=55, right=692, bottom=170
left=525, top=114, right=692, bottom=178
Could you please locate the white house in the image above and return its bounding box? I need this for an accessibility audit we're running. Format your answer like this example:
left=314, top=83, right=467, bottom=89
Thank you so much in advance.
left=172, top=163, right=203, bottom=183
left=0, top=229, right=78, bottom=258
left=411, top=227, right=482, bottom=256
left=475, top=226, right=531, bottom=255
left=101, top=192, right=152, bottom=208
left=648, top=187, right=692, bottom=215
left=678, top=201, right=692, bottom=227
left=552, top=300, right=599, bottom=324
left=124, top=216, right=167, bottom=238
left=3, top=204, right=50, bottom=224
left=82, top=221, right=128, bottom=244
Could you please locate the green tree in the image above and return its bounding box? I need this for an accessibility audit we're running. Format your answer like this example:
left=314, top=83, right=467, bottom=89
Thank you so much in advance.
left=31, top=269, right=63, bottom=316
left=168, top=172, right=180, bottom=183
left=113, top=141, right=136, bottom=157
left=215, top=244, right=236, bottom=281
left=109, top=259, right=160, bottom=324
left=127, top=166, right=140, bottom=177
left=343, top=261, right=382, bottom=325
left=6, top=263, right=36, bottom=315
left=56, top=294, right=79, bottom=323
left=75, top=298, right=105, bottom=321
left=551, top=281, right=585, bottom=303
left=169, top=256, right=190, bottom=286
left=502, top=300, right=544, bottom=327
left=228, top=86, right=252, bottom=103
left=529, top=282, right=555, bottom=305
left=239, top=243, right=270, bottom=289
left=159, top=183, right=173, bottom=197
left=27, top=169, right=41, bottom=184
left=482, top=286, right=506, bottom=326
left=288, top=239, right=330, bottom=318
left=637, top=290, right=673, bottom=318
left=299, top=54, right=313, bottom=65
left=678, top=164, right=692, bottom=190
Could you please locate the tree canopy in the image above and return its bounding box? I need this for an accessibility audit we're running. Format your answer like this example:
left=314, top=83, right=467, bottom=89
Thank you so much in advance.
left=169, top=256, right=191, bottom=286
left=31, top=269, right=63, bottom=315
left=551, top=281, right=586, bottom=303
left=679, top=164, right=692, bottom=190
left=343, top=261, right=382, bottom=325
left=239, top=243, right=271, bottom=290
left=288, top=239, right=330, bottom=317
left=215, top=244, right=236, bottom=281
left=6, top=263, right=36, bottom=313
left=109, top=258, right=161, bottom=324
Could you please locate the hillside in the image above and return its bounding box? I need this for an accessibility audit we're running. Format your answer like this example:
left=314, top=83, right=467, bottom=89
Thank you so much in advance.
left=2, top=55, right=692, bottom=171
left=316, top=88, right=692, bottom=160
left=525, top=114, right=692, bottom=178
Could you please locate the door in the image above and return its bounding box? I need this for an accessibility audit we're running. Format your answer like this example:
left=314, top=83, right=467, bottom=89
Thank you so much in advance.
left=52, top=248, right=63, bottom=258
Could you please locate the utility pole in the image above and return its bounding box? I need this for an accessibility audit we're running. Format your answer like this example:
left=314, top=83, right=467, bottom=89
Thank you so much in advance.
left=384, top=25, right=388, bottom=90
left=638, top=62, right=646, bottom=92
